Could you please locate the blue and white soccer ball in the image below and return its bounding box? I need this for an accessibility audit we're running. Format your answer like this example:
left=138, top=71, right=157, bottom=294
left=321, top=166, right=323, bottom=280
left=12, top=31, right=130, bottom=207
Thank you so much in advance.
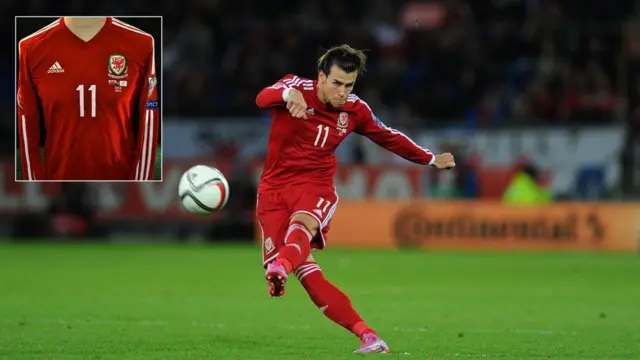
left=178, top=165, right=230, bottom=214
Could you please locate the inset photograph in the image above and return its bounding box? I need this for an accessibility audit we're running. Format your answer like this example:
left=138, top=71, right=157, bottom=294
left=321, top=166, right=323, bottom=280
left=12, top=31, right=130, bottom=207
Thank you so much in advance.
left=15, top=16, right=162, bottom=181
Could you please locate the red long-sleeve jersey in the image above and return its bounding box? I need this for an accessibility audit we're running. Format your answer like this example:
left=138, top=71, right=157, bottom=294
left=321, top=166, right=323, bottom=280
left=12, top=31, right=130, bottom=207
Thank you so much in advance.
left=255, top=74, right=434, bottom=192
left=17, top=17, right=159, bottom=181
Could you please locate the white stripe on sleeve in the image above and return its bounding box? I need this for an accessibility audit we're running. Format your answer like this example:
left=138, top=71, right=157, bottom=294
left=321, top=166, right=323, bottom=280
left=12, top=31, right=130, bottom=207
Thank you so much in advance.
left=20, top=115, right=34, bottom=180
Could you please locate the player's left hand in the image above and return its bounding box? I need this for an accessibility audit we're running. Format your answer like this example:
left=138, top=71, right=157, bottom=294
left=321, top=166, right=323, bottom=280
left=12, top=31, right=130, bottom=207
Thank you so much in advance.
left=433, top=152, right=455, bottom=169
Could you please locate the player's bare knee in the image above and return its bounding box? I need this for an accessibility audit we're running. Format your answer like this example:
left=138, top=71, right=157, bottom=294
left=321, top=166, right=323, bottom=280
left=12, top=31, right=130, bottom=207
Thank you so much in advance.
left=291, top=213, right=320, bottom=236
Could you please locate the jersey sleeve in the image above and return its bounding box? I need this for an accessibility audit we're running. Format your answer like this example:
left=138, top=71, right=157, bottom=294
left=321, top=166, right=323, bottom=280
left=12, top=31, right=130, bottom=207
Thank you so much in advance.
left=354, top=99, right=435, bottom=166
left=131, top=37, right=159, bottom=181
left=255, top=74, right=301, bottom=108
left=16, top=42, right=46, bottom=180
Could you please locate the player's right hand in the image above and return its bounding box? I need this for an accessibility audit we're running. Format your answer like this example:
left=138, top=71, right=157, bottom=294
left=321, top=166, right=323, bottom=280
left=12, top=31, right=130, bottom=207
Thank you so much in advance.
left=285, top=89, right=307, bottom=119
left=433, top=152, right=456, bottom=169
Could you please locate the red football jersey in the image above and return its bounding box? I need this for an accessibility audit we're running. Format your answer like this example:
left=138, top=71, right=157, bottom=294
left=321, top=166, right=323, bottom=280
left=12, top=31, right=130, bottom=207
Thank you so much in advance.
left=255, top=74, right=435, bottom=193
left=17, top=17, right=160, bottom=181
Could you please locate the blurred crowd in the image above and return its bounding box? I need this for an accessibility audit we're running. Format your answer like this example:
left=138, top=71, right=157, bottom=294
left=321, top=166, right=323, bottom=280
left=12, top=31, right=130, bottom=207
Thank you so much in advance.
left=0, top=0, right=638, bottom=131
left=160, top=0, right=637, bottom=131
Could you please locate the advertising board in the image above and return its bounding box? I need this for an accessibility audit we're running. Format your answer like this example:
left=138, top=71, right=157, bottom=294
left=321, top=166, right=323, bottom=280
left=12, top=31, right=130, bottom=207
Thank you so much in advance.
left=324, top=201, right=639, bottom=252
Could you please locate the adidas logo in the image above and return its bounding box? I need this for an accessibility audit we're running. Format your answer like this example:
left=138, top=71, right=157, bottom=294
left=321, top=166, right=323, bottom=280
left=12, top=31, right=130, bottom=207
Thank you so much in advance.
left=313, top=209, right=323, bottom=217
left=47, top=62, right=64, bottom=74
left=306, top=108, right=315, bottom=115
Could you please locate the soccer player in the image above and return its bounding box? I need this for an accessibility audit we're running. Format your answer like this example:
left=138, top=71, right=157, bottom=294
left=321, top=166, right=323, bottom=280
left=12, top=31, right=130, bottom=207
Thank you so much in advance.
left=17, top=17, right=159, bottom=181
left=255, top=44, right=455, bottom=353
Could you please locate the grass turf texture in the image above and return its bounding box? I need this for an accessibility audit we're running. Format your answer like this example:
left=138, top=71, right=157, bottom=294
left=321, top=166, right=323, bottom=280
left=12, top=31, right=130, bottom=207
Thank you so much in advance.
left=0, top=243, right=639, bottom=360
left=14, top=149, right=162, bottom=181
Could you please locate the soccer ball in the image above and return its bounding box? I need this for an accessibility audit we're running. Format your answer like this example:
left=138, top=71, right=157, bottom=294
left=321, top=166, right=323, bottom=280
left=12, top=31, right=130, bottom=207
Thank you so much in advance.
left=178, top=165, right=230, bottom=214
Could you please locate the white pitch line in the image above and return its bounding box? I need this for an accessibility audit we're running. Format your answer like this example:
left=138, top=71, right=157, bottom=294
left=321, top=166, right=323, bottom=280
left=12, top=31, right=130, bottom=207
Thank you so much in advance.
left=1, top=318, right=579, bottom=335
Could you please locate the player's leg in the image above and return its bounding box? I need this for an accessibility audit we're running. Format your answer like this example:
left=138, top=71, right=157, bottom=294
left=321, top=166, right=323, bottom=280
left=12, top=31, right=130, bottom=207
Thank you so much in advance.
left=269, top=188, right=389, bottom=352
left=256, top=192, right=291, bottom=297
left=271, top=212, right=318, bottom=273
left=294, top=253, right=390, bottom=353
left=265, top=188, right=332, bottom=296
left=264, top=212, right=318, bottom=297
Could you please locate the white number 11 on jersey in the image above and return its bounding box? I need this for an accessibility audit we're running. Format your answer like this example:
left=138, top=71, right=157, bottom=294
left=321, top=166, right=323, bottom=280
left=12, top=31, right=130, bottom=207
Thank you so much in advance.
left=76, top=84, right=97, bottom=118
left=314, top=125, right=329, bottom=147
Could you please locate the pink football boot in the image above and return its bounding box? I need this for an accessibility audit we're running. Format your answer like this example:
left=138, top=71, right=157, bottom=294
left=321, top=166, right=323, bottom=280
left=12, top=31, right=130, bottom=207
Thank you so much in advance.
left=265, top=260, right=288, bottom=297
left=354, top=332, right=390, bottom=353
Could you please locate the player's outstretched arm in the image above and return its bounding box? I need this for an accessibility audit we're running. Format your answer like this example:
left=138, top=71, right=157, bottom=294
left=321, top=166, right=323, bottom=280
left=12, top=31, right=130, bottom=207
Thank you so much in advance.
left=355, top=100, right=455, bottom=169
left=16, top=43, right=46, bottom=180
left=131, top=38, right=159, bottom=180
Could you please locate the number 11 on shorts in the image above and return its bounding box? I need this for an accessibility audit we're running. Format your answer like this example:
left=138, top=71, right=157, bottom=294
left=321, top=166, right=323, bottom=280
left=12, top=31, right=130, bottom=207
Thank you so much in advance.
left=316, top=197, right=331, bottom=214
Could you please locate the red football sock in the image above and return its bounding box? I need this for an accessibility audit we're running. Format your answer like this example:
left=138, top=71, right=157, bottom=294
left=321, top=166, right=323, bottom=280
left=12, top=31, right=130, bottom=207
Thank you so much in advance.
left=295, top=262, right=376, bottom=339
left=276, top=221, right=313, bottom=273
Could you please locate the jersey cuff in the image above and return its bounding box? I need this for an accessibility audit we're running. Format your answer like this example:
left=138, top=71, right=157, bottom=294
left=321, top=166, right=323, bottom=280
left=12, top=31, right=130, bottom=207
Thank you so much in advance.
left=428, top=155, right=436, bottom=166
left=282, top=88, right=291, bottom=102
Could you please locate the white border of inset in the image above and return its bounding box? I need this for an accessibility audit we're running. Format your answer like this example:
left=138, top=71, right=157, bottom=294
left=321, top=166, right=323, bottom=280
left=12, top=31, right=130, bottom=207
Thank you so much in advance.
left=14, top=15, right=164, bottom=183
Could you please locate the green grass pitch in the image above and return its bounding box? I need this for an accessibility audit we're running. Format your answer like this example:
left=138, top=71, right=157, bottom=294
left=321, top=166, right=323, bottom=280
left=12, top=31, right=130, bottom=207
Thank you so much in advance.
left=14, top=148, right=162, bottom=180
left=0, top=243, right=639, bottom=359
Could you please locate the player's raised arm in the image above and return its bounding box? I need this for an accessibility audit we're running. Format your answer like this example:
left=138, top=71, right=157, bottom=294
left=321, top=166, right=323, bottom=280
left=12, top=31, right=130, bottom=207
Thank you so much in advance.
left=16, top=42, right=46, bottom=180
left=255, top=74, right=301, bottom=108
left=131, top=37, right=159, bottom=181
left=355, top=99, right=455, bottom=169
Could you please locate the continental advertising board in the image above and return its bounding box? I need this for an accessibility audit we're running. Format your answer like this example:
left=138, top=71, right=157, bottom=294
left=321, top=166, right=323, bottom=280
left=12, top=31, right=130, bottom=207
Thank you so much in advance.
left=326, top=201, right=639, bottom=252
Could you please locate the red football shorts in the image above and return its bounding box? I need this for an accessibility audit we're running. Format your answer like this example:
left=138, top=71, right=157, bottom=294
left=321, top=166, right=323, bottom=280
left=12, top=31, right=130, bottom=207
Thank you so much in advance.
left=256, top=186, right=339, bottom=267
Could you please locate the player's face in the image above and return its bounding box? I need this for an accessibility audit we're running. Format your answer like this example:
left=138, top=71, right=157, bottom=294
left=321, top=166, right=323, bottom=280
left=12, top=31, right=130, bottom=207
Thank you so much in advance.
left=319, top=65, right=358, bottom=108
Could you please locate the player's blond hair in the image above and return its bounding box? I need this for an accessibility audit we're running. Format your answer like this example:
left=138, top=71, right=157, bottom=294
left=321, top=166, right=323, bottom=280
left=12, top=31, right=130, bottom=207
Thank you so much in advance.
left=317, top=44, right=367, bottom=75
